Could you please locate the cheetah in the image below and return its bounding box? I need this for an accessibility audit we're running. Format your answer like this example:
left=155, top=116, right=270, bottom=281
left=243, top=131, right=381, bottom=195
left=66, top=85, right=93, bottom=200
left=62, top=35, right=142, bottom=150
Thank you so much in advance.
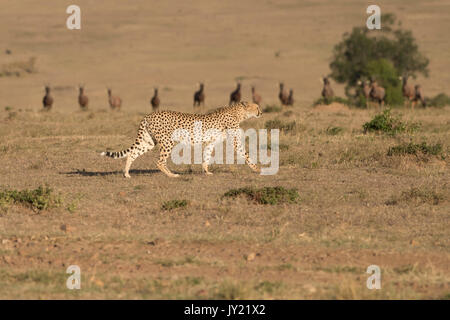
left=101, top=101, right=262, bottom=178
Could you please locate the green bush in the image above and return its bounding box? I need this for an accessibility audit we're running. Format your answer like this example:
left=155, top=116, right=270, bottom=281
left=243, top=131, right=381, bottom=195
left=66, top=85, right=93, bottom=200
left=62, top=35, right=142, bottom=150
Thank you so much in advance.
left=0, top=185, right=61, bottom=212
left=326, top=126, right=344, bottom=136
left=263, top=105, right=282, bottom=113
left=223, top=186, right=299, bottom=205
left=0, top=57, right=37, bottom=77
left=387, top=142, right=442, bottom=157
left=363, top=109, right=418, bottom=135
left=161, top=199, right=188, bottom=211
left=427, top=93, right=450, bottom=108
left=313, top=96, right=351, bottom=106
left=386, top=187, right=444, bottom=206
left=264, top=119, right=298, bottom=133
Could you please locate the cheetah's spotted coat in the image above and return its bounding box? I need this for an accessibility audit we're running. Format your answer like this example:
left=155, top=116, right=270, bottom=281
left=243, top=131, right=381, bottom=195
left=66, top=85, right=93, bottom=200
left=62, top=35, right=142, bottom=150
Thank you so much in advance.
left=101, top=101, right=262, bottom=178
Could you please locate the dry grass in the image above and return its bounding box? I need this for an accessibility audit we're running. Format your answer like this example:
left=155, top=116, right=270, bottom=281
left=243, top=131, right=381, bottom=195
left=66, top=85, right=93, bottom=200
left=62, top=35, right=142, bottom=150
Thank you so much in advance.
left=0, top=0, right=449, bottom=299
left=0, top=103, right=448, bottom=299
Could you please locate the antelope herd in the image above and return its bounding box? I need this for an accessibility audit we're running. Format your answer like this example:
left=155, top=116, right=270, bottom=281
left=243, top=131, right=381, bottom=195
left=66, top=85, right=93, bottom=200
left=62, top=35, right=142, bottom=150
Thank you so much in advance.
left=41, top=76, right=426, bottom=112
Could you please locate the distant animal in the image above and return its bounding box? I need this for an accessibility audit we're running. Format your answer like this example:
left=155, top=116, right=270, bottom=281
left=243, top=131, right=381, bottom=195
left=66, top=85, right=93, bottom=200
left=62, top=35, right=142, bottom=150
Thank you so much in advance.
left=321, top=76, right=334, bottom=100
left=101, top=101, right=262, bottom=178
left=107, top=88, right=122, bottom=110
left=287, top=89, right=294, bottom=106
left=42, top=86, right=53, bottom=110
left=370, top=80, right=385, bottom=108
left=251, top=86, right=262, bottom=105
left=399, top=75, right=415, bottom=108
left=414, top=85, right=426, bottom=108
left=193, top=83, right=205, bottom=109
left=78, top=85, right=89, bottom=110
left=229, top=83, right=241, bottom=105
left=278, top=83, right=289, bottom=106
left=151, top=88, right=160, bottom=111
left=357, top=80, right=372, bottom=108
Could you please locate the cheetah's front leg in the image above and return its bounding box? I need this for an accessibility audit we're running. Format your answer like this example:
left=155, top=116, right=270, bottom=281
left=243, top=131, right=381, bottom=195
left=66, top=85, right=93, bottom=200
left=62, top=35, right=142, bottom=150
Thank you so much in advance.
left=233, top=137, right=260, bottom=174
left=202, top=142, right=216, bottom=175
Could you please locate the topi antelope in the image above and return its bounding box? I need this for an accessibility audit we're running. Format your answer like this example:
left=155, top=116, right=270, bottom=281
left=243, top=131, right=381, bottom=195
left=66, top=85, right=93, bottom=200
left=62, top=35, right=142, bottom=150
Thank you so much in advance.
left=287, top=89, right=294, bottom=106
left=151, top=88, right=160, bottom=111
left=78, top=85, right=89, bottom=110
left=229, top=82, right=241, bottom=105
left=399, top=75, right=415, bottom=108
left=107, top=88, right=122, bottom=110
left=193, top=83, right=205, bottom=110
left=413, top=85, right=426, bottom=108
left=357, top=79, right=371, bottom=108
left=370, top=80, right=385, bottom=109
left=321, top=76, right=334, bottom=101
left=278, top=82, right=289, bottom=106
left=42, top=85, right=53, bottom=110
left=251, top=86, right=262, bottom=105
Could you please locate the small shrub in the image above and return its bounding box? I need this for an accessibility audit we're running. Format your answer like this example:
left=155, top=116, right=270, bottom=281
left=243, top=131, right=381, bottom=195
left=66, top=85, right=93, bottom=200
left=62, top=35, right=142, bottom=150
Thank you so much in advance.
left=223, top=186, right=299, bottom=205
left=363, top=109, right=417, bottom=135
left=326, top=126, right=344, bottom=136
left=313, top=96, right=351, bottom=106
left=386, top=187, right=444, bottom=206
left=254, top=281, right=282, bottom=294
left=161, top=199, right=188, bottom=211
left=211, top=281, right=247, bottom=300
left=263, top=105, right=282, bottom=113
left=426, top=93, right=450, bottom=108
left=387, top=142, right=442, bottom=157
left=266, top=143, right=289, bottom=151
left=0, top=57, right=37, bottom=77
left=401, top=188, right=444, bottom=205
left=264, top=119, right=298, bottom=134
left=0, top=185, right=61, bottom=212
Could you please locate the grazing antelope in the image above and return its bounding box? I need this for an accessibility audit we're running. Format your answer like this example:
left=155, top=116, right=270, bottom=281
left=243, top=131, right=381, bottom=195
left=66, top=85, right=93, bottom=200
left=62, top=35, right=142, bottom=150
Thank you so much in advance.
left=287, top=89, right=294, bottom=106
left=413, top=85, right=426, bottom=108
left=78, top=85, right=89, bottom=110
left=151, top=88, right=160, bottom=111
left=42, top=85, right=53, bottom=110
left=229, top=83, right=241, bottom=105
left=370, top=80, right=385, bottom=109
left=399, top=75, right=415, bottom=108
left=278, top=82, right=289, bottom=106
left=193, top=83, right=205, bottom=110
left=357, top=80, right=371, bottom=108
left=107, top=88, right=122, bottom=110
left=251, top=86, right=262, bottom=105
left=321, top=76, right=334, bottom=101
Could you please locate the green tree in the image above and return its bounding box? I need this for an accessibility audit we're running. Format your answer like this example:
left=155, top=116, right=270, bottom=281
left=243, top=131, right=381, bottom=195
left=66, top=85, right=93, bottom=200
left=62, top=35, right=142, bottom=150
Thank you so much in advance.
left=329, top=13, right=429, bottom=102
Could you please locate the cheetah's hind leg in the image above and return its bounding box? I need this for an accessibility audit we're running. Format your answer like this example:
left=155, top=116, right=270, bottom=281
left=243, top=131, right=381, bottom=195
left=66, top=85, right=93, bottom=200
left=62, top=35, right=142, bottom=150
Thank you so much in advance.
left=156, top=145, right=179, bottom=178
left=123, top=131, right=155, bottom=178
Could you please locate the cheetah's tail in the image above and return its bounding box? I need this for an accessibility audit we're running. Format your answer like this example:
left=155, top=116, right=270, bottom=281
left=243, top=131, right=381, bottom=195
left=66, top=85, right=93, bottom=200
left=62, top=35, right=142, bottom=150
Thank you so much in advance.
left=100, top=148, right=130, bottom=159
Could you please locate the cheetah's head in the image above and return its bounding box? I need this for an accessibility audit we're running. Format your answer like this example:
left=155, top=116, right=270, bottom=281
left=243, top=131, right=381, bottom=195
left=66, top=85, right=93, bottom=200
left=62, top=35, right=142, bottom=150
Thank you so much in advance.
left=240, top=101, right=262, bottom=119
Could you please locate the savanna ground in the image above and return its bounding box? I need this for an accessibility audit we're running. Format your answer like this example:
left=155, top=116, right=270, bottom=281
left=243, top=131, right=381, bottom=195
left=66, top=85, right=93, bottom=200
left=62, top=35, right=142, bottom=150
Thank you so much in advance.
left=0, top=0, right=449, bottom=299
